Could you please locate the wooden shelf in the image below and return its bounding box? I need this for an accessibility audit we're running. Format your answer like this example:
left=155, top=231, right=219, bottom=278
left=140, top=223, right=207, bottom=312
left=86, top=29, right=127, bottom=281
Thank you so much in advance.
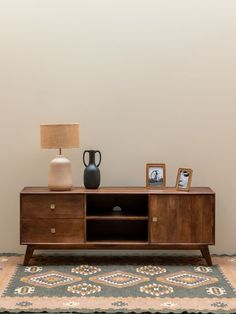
left=86, top=194, right=148, bottom=217
left=86, top=219, right=148, bottom=242
left=21, top=186, right=215, bottom=195
left=86, top=216, right=148, bottom=220
left=86, top=240, right=149, bottom=245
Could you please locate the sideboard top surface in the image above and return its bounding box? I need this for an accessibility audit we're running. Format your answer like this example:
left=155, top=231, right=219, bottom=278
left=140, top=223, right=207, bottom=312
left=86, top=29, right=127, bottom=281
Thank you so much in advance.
left=21, top=186, right=215, bottom=195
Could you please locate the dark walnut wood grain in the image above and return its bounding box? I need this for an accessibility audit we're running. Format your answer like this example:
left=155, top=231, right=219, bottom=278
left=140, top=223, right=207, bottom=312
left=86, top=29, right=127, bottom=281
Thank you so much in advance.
left=21, top=186, right=214, bottom=195
left=21, top=194, right=85, bottom=219
left=149, top=194, right=215, bottom=244
left=21, top=219, right=84, bottom=244
left=20, top=186, right=215, bottom=266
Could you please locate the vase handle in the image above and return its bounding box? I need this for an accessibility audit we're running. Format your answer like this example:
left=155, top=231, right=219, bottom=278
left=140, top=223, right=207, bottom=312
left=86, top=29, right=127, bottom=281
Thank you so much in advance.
left=95, top=150, right=101, bottom=167
left=83, top=150, right=89, bottom=167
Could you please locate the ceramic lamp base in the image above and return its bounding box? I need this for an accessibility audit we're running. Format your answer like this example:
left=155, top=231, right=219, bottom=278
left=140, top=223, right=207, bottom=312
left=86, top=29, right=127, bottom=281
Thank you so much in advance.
left=48, top=155, right=73, bottom=191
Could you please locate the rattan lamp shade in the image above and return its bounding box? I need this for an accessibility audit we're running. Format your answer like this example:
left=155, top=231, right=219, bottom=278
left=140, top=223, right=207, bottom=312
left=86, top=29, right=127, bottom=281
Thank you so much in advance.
left=40, top=123, right=80, bottom=191
left=40, top=123, right=80, bottom=149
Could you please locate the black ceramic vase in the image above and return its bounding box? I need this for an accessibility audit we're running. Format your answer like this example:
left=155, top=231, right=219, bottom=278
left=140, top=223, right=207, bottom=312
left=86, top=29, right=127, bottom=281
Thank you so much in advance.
left=83, top=150, right=101, bottom=189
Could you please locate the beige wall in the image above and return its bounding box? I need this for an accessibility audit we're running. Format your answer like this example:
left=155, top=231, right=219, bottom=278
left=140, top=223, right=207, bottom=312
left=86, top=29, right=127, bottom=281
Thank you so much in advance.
left=0, top=0, right=236, bottom=254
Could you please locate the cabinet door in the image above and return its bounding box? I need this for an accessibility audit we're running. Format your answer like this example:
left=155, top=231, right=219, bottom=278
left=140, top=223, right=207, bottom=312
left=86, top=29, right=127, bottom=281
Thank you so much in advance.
left=149, top=195, right=214, bottom=244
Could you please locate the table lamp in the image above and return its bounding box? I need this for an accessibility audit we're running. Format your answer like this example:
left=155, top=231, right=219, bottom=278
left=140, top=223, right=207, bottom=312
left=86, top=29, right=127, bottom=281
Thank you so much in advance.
left=40, top=123, right=80, bottom=191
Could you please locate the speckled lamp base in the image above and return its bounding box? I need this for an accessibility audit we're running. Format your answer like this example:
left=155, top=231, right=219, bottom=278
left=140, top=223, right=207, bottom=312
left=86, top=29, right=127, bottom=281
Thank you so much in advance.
left=48, top=155, right=72, bottom=191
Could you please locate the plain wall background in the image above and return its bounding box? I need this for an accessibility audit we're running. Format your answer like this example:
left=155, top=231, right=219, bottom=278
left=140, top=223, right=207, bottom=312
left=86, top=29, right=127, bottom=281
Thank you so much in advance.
left=0, top=0, right=235, bottom=254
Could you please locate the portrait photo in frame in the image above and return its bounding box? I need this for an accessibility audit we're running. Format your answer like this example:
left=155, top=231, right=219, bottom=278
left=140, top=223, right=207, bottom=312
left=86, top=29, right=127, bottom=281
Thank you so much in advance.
left=146, top=163, right=166, bottom=189
left=176, top=168, right=193, bottom=191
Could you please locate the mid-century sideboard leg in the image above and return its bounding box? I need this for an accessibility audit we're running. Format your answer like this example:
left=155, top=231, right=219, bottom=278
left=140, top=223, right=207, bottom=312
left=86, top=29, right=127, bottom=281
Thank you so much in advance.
left=200, top=245, right=212, bottom=266
left=23, top=245, right=34, bottom=266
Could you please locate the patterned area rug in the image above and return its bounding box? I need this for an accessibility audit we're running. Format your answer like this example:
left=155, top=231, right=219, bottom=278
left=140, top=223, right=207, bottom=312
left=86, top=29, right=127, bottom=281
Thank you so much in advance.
left=0, top=254, right=236, bottom=313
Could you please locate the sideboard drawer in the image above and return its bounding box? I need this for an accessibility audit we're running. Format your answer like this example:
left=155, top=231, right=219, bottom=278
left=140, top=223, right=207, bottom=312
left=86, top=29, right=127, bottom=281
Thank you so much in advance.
left=21, top=219, right=84, bottom=244
left=21, top=194, right=85, bottom=218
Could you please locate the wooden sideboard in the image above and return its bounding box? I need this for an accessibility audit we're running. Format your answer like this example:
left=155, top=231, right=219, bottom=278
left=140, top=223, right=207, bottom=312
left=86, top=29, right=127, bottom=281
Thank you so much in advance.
left=20, top=187, right=215, bottom=265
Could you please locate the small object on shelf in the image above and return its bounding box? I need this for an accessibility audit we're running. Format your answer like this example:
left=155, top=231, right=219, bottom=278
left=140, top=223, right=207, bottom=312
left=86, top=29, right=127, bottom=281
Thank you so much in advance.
left=146, top=163, right=166, bottom=189
left=83, top=150, right=101, bottom=189
left=113, top=206, right=122, bottom=212
left=176, top=168, right=193, bottom=191
left=40, top=123, right=80, bottom=191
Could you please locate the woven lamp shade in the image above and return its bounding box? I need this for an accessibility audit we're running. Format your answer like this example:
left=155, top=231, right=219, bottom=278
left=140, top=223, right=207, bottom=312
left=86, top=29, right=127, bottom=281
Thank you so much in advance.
left=40, top=123, right=80, bottom=149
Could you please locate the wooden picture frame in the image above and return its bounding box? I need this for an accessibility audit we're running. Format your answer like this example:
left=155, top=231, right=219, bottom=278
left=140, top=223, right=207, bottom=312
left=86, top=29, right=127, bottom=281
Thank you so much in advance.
left=146, top=163, right=166, bottom=189
left=176, top=168, right=193, bottom=191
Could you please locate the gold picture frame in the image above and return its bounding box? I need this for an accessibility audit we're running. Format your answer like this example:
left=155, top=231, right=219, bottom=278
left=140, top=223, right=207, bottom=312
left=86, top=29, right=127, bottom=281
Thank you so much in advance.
left=146, top=163, right=166, bottom=189
left=176, top=168, right=193, bottom=191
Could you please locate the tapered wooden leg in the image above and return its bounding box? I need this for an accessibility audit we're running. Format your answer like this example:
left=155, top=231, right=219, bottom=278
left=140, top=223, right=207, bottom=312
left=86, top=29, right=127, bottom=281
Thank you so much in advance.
left=200, top=245, right=212, bottom=266
left=23, top=245, right=34, bottom=266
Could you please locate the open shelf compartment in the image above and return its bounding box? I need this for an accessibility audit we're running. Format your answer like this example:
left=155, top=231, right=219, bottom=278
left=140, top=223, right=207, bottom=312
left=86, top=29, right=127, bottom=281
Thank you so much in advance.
left=86, top=219, right=148, bottom=242
left=86, top=194, right=148, bottom=217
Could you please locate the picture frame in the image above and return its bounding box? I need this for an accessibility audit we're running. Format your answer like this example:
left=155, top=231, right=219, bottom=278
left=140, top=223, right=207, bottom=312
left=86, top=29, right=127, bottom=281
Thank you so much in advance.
left=176, top=168, right=193, bottom=191
left=146, top=163, right=166, bottom=189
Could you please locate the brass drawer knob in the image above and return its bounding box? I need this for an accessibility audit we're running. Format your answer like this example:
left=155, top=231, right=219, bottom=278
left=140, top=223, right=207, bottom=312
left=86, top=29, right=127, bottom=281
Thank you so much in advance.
left=152, top=217, right=158, bottom=222
left=50, top=204, right=56, bottom=210
left=51, top=228, right=56, bottom=234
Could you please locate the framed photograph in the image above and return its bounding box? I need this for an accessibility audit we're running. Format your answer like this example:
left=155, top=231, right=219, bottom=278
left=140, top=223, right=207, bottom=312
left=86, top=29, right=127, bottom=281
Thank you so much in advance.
left=176, top=168, right=193, bottom=191
left=146, top=163, right=166, bottom=189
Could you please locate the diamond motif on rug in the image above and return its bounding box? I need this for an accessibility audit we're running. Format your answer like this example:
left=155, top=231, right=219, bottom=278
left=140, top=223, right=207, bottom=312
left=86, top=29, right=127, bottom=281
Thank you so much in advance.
left=67, top=283, right=101, bottom=295
left=112, top=301, right=128, bottom=307
left=206, top=286, right=227, bottom=296
left=72, top=265, right=101, bottom=275
left=14, top=286, right=35, bottom=295
left=21, top=271, right=81, bottom=288
left=136, top=265, right=166, bottom=276
left=63, top=301, right=80, bottom=307
left=25, top=266, right=42, bottom=273
left=140, top=283, right=174, bottom=296
left=156, top=271, right=218, bottom=288
left=15, top=301, right=33, bottom=307
left=90, top=271, right=149, bottom=288
left=194, top=266, right=212, bottom=273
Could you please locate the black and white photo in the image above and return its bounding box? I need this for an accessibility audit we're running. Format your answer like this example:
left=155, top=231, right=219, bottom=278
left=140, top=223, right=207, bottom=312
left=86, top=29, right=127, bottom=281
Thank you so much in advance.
left=176, top=168, right=193, bottom=191
left=146, top=163, right=166, bottom=189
